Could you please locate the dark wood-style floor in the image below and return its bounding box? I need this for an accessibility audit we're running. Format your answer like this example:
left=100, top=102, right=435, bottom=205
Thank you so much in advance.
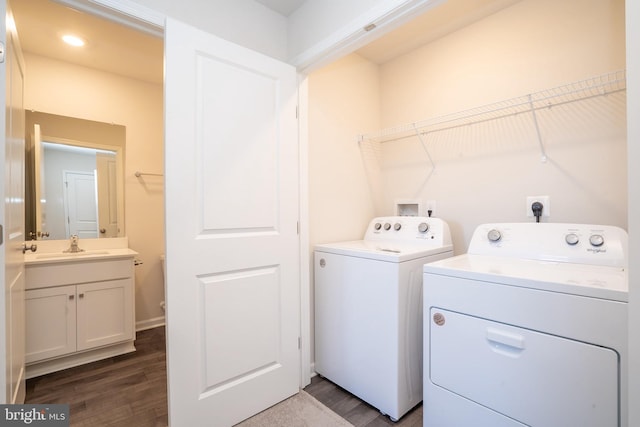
left=25, top=327, right=168, bottom=426
left=25, top=326, right=422, bottom=426
left=304, top=376, right=423, bottom=427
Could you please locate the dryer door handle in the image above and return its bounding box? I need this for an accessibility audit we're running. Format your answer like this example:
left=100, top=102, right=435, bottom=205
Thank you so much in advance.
left=486, top=327, right=525, bottom=357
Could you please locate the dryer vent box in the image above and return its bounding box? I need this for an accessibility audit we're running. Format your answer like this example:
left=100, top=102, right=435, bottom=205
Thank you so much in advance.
left=396, top=200, right=422, bottom=216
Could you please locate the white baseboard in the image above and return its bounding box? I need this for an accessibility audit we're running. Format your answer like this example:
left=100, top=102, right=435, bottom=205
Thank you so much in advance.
left=136, top=316, right=165, bottom=331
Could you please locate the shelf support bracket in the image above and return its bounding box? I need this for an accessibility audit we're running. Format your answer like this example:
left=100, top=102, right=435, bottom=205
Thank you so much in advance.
left=528, top=94, right=548, bottom=163
left=414, top=125, right=436, bottom=184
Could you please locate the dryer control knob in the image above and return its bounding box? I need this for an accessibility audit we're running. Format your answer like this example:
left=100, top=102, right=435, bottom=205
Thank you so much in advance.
left=589, top=234, right=605, bottom=247
left=487, top=229, right=502, bottom=242
left=418, top=222, right=429, bottom=233
left=374, top=223, right=382, bottom=231
left=384, top=223, right=391, bottom=231
left=565, top=233, right=579, bottom=246
left=394, top=223, right=402, bottom=231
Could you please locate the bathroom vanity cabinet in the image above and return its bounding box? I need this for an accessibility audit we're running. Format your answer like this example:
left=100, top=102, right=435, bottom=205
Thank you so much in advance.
left=24, top=253, right=136, bottom=378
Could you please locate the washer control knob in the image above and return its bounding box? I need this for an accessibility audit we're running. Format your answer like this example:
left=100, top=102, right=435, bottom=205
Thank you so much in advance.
left=384, top=223, right=391, bottom=231
left=394, top=223, right=402, bottom=231
left=589, top=234, right=605, bottom=247
left=418, top=222, right=429, bottom=233
left=374, top=223, right=382, bottom=231
left=487, top=229, right=502, bottom=242
left=565, top=233, right=579, bottom=246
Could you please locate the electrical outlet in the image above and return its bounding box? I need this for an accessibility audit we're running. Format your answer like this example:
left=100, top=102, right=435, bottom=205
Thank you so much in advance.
left=526, top=196, right=550, bottom=217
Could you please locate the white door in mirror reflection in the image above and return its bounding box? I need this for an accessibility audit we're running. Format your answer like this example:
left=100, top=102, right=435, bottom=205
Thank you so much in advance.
left=63, top=170, right=98, bottom=238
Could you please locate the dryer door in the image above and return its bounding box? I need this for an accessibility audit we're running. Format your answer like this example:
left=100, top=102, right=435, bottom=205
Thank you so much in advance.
left=428, top=308, right=618, bottom=427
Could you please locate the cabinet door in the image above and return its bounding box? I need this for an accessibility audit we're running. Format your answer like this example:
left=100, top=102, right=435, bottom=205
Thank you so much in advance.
left=76, top=279, right=134, bottom=351
left=25, top=287, right=76, bottom=363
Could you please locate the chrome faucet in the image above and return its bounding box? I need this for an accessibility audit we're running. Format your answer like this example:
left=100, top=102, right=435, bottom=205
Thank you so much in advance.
left=64, top=235, right=84, bottom=253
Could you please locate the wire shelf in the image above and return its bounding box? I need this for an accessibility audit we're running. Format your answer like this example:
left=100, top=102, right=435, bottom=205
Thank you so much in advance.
left=358, top=70, right=626, bottom=145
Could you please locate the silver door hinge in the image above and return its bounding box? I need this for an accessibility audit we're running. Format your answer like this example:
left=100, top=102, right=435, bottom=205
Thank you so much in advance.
left=0, top=42, right=4, bottom=63
left=297, top=221, right=300, bottom=235
left=296, top=105, right=299, bottom=119
left=298, top=337, right=301, bottom=349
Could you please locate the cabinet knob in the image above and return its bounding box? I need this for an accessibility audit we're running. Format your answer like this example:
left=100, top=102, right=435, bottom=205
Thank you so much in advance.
left=78, top=293, right=84, bottom=299
left=69, top=295, right=74, bottom=300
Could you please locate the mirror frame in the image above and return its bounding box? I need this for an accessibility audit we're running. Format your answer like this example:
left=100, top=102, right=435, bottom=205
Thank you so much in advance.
left=25, top=111, right=126, bottom=240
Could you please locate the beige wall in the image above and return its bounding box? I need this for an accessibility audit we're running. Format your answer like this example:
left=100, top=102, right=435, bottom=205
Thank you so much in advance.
left=376, top=0, right=626, bottom=253
left=24, top=53, right=165, bottom=328
left=308, top=54, right=380, bottom=247
left=310, top=0, right=626, bottom=257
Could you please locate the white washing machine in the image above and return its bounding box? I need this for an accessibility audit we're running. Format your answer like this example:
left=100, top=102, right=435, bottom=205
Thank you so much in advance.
left=314, top=216, right=453, bottom=421
left=423, top=222, right=628, bottom=427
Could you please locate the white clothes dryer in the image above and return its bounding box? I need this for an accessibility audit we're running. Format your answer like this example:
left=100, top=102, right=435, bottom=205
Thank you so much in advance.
left=314, top=216, right=453, bottom=421
left=423, top=223, right=628, bottom=427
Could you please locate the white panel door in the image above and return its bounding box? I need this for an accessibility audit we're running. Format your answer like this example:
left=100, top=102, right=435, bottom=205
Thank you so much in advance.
left=63, top=170, right=98, bottom=238
left=1, top=0, right=26, bottom=404
left=165, top=18, right=300, bottom=427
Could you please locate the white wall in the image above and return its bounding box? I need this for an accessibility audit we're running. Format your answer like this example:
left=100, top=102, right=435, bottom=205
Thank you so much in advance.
left=375, top=0, right=626, bottom=253
left=128, top=0, right=288, bottom=61
left=24, top=53, right=165, bottom=328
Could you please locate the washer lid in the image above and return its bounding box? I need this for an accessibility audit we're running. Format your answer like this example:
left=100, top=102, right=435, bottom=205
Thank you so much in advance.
left=423, top=254, right=628, bottom=302
left=315, top=240, right=453, bottom=263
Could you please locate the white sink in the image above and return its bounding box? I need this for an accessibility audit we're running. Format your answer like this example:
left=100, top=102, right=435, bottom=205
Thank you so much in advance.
left=34, top=250, right=111, bottom=260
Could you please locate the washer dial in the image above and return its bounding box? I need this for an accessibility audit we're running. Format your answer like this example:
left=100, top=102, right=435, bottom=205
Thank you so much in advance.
left=565, top=233, right=579, bottom=246
left=589, top=234, right=605, bottom=247
left=418, top=222, right=429, bottom=233
left=487, top=229, right=502, bottom=242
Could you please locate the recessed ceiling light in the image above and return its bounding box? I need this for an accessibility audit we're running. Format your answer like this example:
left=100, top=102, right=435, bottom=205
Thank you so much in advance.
left=62, top=34, right=85, bottom=47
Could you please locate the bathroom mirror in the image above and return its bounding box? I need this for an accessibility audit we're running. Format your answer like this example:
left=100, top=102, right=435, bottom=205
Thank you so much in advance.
left=25, top=111, right=126, bottom=240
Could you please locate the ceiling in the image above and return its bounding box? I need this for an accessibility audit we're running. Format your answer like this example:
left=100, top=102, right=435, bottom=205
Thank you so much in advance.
left=10, top=0, right=520, bottom=85
left=253, top=0, right=306, bottom=17
left=11, top=0, right=164, bottom=84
